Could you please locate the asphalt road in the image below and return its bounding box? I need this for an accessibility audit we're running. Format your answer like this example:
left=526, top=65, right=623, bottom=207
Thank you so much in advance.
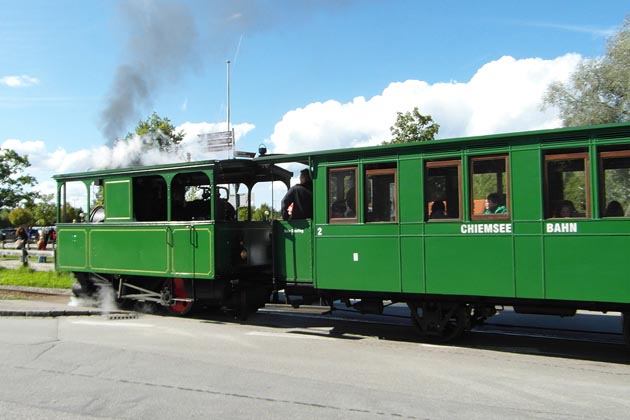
left=0, top=301, right=629, bottom=420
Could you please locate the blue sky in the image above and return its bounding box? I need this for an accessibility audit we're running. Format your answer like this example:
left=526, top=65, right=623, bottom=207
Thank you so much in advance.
left=0, top=0, right=628, bottom=201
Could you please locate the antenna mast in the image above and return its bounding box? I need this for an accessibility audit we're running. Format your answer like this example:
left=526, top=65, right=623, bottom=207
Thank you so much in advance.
left=226, top=60, right=233, bottom=159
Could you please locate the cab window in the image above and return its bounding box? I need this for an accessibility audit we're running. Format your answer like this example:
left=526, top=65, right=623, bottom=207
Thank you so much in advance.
left=133, top=175, right=167, bottom=221
left=171, top=172, right=212, bottom=221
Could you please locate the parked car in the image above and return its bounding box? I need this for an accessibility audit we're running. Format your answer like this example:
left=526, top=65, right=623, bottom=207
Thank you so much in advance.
left=1, top=228, right=16, bottom=242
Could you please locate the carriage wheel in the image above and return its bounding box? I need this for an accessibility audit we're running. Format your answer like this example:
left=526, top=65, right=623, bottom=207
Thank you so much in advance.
left=407, top=302, right=469, bottom=342
left=163, top=278, right=196, bottom=316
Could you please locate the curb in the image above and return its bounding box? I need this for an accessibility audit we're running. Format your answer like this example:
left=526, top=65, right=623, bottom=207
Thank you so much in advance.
left=0, top=285, right=71, bottom=295
left=0, top=285, right=132, bottom=318
left=0, top=309, right=108, bottom=317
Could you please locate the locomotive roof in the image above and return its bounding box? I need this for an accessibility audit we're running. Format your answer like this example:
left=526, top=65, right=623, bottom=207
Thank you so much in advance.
left=254, top=122, right=630, bottom=164
left=53, top=157, right=293, bottom=187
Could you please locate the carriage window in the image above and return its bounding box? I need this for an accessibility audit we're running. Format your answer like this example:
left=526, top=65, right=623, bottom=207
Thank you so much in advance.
left=471, top=156, right=509, bottom=219
left=545, top=152, right=589, bottom=218
left=365, top=163, right=397, bottom=223
left=600, top=150, right=630, bottom=217
left=328, top=167, right=357, bottom=223
left=425, top=160, right=461, bottom=221
left=171, top=172, right=212, bottom=221
left=133, top=175, right=167, bottom=221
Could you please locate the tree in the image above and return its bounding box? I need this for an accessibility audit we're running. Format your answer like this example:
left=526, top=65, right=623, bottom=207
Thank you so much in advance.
left=8, top=207, right=33, bottom=227
left=0, top=148, right=38, bottom=209
left=384, top=107, right=440, bottom=145
left=31, top=194, right=57, bottom=226
left=543, top=17, right=630, bottom=126
left=126, top=111, right=185, bottom=151
left=252, top=203, right=279, bottom=221
left=58, top=204, right=84, bottom=223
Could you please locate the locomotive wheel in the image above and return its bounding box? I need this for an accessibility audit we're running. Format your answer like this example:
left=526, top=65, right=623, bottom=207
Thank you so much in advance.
left=407, top=302, right=469, bottom=342
left=163, top=278, right=196, bottom=316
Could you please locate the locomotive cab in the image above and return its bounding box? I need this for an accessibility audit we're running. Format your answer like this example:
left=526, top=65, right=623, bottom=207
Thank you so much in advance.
left=55, top=159, right=293, bottom=317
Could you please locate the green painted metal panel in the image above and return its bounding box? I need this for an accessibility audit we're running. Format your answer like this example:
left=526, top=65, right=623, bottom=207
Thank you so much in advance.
left=90, top=228, right=169, bottom=275
left=511, top=148, right=542, bottom=220
left=56, top=223, right=214, bottom=279
left=316, top=237, right=400, bottom=292
left=171, top=225, right=213, bottom=278
left=274, top=220, right=313, bottom=283
left=425, top=236, right=514, bottom=297
left=399, top=158, right=423, bottom=223
left=104, top=179, right=132, bottom=221
left=172, top=227, right=194, bottom=275
left=401, top=236, right=424, bottom=293
left=544, top=235, right=630, bottom=302
left=513, top=236, right=544, bottom=298
left=56, top=228, right=88, bottom=270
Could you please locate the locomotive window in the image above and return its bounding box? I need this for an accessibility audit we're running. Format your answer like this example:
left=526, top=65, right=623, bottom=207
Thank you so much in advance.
left=425, top=160, right=462, bottom=221
left=133, top=176, right=167, bottom=221
left=599, top=150, right=630, bottom=218
left=470, top=156, right=509, bottom=220
left=328, top=167, right=357, bottom=223
left=215, top=183, right=243, bottom=221
left=365, top=163, right=397, bottom=223
left=544, top=152, right=589, bottom=218
left=58, top=181, right=88, bottom=223
left=171, top=172, right=211, bottom=221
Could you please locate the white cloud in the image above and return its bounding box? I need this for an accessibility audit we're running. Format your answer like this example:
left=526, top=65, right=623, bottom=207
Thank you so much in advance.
left=3, top=54, right=582, bottom=208
left=0, top=75, right=40, bottom=88
left=269, top=54, right=582, bottom=154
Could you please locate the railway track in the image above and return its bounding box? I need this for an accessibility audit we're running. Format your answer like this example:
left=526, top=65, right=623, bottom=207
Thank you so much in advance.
left=260, top=303, right=627, bottom=347
left=3, top=287, right=626, bottom=349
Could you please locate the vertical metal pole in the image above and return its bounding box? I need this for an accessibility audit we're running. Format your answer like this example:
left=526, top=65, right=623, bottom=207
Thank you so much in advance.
left=226, top=60, right=232, bottom=159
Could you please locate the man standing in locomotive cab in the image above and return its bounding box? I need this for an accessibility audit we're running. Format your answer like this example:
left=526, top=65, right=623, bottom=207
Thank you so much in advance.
left=281, top=168, right=313, bottom=220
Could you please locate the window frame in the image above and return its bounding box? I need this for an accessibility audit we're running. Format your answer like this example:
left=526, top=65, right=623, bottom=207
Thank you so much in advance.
left=328, top=166, right=358, bottom=224
left=469, top=155, right=510, bottom=221
left=544, top=151, right=590, bottom=219
left=599, top=149, right=630, bottom=218
left=424, top=159, right=463, bottom=222
left=364, top=166, right=398, bottom=223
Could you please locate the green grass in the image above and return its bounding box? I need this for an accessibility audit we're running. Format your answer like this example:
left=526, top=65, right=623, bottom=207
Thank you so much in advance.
left=0, top=267, right=75, bottom=289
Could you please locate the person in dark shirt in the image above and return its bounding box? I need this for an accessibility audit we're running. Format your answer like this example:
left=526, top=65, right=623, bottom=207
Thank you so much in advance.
left=281, top=168, right=313, bottom=220
left=15, top=226, right=28, bottom=249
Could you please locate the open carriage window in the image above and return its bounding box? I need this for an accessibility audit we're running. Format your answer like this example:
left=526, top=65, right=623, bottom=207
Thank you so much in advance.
left=544, top=152, right=589, bottom=218
left=328, top=167, right=357, bottom=223
left=365, top=163, right=397, bottom=223
left=599, top=149, right=630, bottom=218
left=470, top=156, right=510, bottom=220
left=425, top=160, right=462, bottom=221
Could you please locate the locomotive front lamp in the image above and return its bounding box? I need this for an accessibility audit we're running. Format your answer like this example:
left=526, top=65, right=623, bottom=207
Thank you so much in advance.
left=258, top=144, right=267, bottom=156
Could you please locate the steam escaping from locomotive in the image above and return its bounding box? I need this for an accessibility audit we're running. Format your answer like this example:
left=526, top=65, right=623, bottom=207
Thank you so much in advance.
left=99, top=0, right=354, bottom=143
left=68, top=283, right=118, bottom=314
left=100, top=0, right=199, bottom=142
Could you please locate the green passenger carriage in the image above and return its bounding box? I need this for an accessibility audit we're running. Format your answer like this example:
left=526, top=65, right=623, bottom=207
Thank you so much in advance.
left=55, top=123, right=630, bottom=342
